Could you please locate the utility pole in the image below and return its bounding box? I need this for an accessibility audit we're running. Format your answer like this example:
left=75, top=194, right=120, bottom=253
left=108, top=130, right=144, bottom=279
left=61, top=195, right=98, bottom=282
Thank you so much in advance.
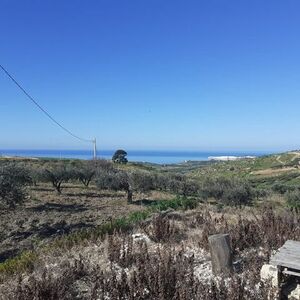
left=93, top=138, right=97, bottom=159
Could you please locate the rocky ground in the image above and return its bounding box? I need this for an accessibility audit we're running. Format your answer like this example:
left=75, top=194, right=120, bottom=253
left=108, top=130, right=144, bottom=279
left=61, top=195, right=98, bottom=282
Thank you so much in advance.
left=0, top=207, right=286, bottom=299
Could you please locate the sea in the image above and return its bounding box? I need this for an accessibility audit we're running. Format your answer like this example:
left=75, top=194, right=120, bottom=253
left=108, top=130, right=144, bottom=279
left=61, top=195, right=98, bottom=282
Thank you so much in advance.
left=0, top=149, right=271, bottom=164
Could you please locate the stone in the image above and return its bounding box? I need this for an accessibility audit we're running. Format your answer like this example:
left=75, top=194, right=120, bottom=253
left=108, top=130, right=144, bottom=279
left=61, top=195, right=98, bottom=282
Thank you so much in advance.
left=132, top=233, right=151, bottom=244
left=260, top=264, right=278, bottom=287
left=208, top=233, right=233, bottom=275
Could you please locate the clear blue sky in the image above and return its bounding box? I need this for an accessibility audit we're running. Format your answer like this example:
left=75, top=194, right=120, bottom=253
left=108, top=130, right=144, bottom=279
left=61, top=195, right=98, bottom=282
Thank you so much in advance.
left=1, top=0, right=300, bottom=151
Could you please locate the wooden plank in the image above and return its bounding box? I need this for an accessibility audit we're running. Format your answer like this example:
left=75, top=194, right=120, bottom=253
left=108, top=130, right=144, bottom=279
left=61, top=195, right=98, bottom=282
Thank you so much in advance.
left=273, top=252, right=300, bottom=261
left=279, top=246, right=300, bottom=252
left=280, top=241, right=300, bottom=251
left=270, top=240, right=300, bottom=270
left=283, top=269, right=300, bottom=277
left=278, top=240, right=300, bottom=250
left=272, top=252, right=300, bottom=261
left=271, top=261, right=300, bottom=270
left=271, top=258, right=300, bottom=264
left=270, top=255, right=300, bottom=265
left=271, top=258, right=300, bottom=266
left=271, top=249, right=300, bottom=259
left=284, top=240, right=300, bottom=247
left=279, top=247, right=300, bottom=254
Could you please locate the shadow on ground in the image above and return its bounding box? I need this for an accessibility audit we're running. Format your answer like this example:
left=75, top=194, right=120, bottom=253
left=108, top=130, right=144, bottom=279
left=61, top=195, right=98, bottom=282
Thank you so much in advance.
left=0, top=222, right=94, bottom=263
left=133, top=199, right=160, bottom=206
left=29, top=202, right=88, bottom=212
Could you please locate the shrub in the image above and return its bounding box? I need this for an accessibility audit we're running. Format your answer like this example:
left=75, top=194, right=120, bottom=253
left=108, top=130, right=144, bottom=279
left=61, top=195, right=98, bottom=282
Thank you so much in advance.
left=253, top=188, right=269, bottom=200
left=153, top=196, right=198, bottom=211
left=153, top=173, right=169, bottom=191
left=141, top=214, right=177, bottom=242
left=272, top=183, right=295, bottom=194
left=201, top=176, right=254, bottom=207
left=178, top=179, right=201, bottom=197
left=129, top=170, right=155, bottom=193
left=0, top=164, right=31, bottom=208
left=154, top=173, right=200, bottom=197
left=222, top=180, right=254, bottom=208
left=198, top=207, right=300, bottom=253
left=201, top=176, right=233, bottom=200
left=286, top=190, right=300, bottom=213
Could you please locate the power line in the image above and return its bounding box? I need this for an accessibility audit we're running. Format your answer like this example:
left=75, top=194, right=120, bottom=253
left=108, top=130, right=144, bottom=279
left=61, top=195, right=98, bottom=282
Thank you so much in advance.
left=0, top=64, right=93, bottom=143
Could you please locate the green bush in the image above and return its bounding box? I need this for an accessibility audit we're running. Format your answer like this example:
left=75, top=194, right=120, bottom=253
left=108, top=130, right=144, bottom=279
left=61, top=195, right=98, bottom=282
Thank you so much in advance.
left=272, top=183, right=295, bottom=194
left=286, top=190, right=300, bottom=212
left=201, top=176, right=233, bottom=200
left=222, top=181, right=254, bottom=208
left=200, top=176, right=254, bottom=207
left=152, top=196, right=198, bottom=211
left=0, top=164, right=31, bottom=208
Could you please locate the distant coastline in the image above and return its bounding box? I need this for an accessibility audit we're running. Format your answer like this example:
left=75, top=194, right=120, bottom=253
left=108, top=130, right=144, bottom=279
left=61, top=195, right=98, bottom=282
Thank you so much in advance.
left=0, top=149, right=270, bottom=164
left=208, top=155, right=256, bottom=161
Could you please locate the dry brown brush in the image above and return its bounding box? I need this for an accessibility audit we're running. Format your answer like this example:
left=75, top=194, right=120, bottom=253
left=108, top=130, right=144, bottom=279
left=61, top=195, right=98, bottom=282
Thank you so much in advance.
left=3, top=207, right=295, bottom=300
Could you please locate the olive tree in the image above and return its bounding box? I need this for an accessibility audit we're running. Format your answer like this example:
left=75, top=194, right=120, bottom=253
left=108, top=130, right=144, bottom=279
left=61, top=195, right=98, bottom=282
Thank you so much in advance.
left=0, top=163, right=32, bottom=208
left=76, top=160, right=96, bottom=187
left=28, top=166, right=45, bottom=186
left=96, top=169, right=155, bottom=204
left=76, top=159, right=113, bottom=187
left=199, top=176, right=254, bottom=207
left=96, top=169, right=132, bottom=202
left=43, top=164, right=77, bottom=194
left=222, top=180, right=254, bottom=208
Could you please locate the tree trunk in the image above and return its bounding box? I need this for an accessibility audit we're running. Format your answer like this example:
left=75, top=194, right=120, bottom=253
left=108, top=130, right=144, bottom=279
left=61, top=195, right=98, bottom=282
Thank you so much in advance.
left=127, top=189, right=133, bottom=204
left=56, top=182, right=62, bottom=194
left=208, top=233, right=233, bottom=275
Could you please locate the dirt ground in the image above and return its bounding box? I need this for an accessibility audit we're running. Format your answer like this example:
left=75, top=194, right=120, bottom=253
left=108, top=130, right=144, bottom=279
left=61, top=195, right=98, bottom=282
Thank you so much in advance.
left=0, top=183, right=173, bottom=263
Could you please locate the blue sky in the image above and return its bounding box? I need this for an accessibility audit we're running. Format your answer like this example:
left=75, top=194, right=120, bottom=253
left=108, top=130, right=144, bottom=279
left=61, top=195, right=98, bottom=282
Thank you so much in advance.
left=1, top=0, right=300, bottom=151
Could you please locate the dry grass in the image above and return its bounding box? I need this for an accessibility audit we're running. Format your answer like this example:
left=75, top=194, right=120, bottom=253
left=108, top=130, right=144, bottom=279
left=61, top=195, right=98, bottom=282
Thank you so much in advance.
left=0, top=182, right=173, bottom=264
left=1, top=205, right=295, bottom=299
left=250, top=167, right=298, bottom=176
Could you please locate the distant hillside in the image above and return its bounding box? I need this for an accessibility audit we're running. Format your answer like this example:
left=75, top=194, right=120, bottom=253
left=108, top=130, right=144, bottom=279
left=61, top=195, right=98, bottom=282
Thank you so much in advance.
left=189, top=151, right=300, bottom=189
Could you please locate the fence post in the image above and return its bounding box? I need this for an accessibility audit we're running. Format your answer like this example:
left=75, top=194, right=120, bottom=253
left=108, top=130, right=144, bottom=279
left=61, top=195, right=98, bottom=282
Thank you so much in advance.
left=208, top=233, right=233, bottom=275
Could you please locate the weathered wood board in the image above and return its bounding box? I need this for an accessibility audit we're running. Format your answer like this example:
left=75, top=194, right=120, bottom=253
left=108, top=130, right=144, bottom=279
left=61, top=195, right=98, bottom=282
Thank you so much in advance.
left=270, top=240, right=300, bottom=271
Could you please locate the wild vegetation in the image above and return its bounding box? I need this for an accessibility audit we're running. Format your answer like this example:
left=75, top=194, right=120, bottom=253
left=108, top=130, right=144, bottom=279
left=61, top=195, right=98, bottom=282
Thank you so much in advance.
left=0, top=151, right=300, bottom=299
left=0, top=163, right=32, bottom=208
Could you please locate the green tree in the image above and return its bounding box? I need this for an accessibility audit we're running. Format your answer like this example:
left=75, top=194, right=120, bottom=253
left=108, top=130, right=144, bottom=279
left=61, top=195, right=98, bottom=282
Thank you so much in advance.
left=96, top=169, right=132, bottom=203
left=43, top=163, right=76, bottom=194
left=0, top=163, right=32, bottom=208
left=112, top=149, right=128, bottom=164
left=96, top=169, right=155, bottom=204
left=76, top=160, right=97, bottom=187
